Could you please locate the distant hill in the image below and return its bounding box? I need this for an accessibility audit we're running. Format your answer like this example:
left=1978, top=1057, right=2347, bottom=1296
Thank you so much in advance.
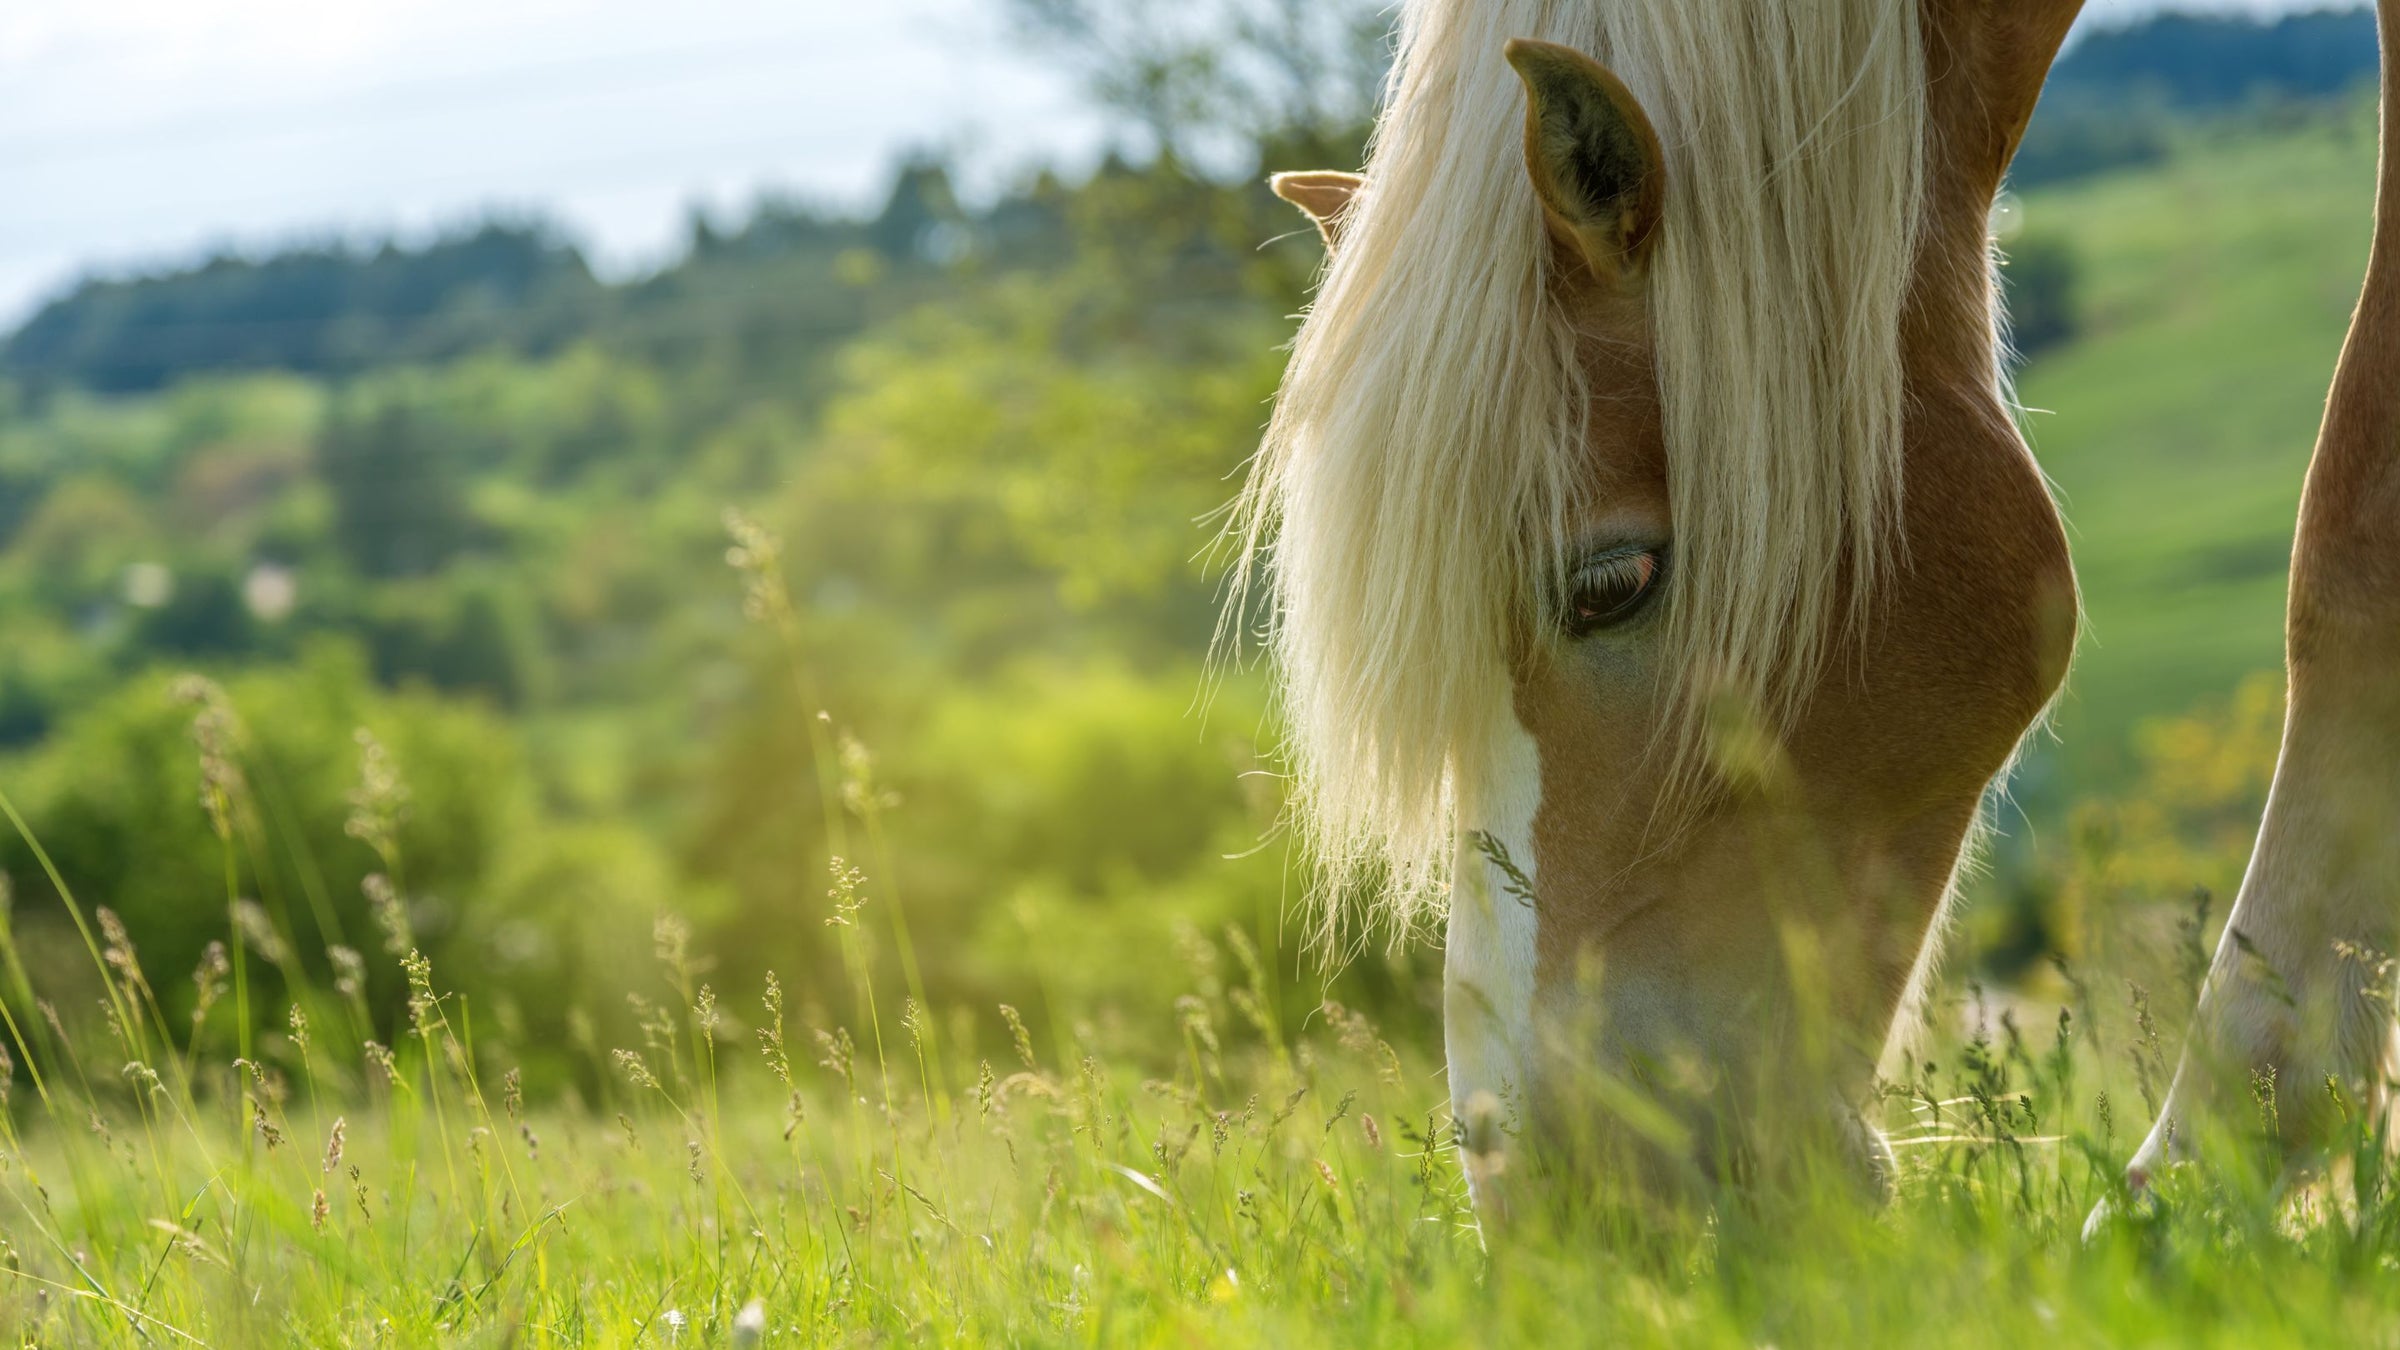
left=2015, top=102, right=2375, bottom=788
left=4, top=222, right=603, bottom=394
left=2051, top=7, right=2377, bottom=107
left=2013, top=7, right=2376, bottom=186
left=0, top=160, right=1018, bottom=398
left=0, top=6, right=2379, bottom=395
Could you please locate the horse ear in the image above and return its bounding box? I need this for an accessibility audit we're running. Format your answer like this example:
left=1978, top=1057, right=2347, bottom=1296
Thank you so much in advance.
left=1270, top=171, right=1366, bottom=247
left=1504, top=38, right=1666, bottom=288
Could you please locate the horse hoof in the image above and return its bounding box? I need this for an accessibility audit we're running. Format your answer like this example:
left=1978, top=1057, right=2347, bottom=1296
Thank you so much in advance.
left=2080, top=1165, right=2156, bottom=1243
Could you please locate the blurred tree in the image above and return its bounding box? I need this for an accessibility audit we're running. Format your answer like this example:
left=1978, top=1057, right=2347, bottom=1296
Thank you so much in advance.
left=870, top=157, right=970, bottom=263
left=127, top=563, right=257, bottom=659
left=4, top=220, right=600, bottom=394
left=2002, top=230, right=2081, bottom=360
left=316, top=396, right=473, bottom=579
left=356, top=574, right=543, bottom=707
left=2014, top=8, right=2379, bottom=189
left=2050, top=9, right=2378, bottom=109
left=0, top=648, right=529, bottom=1044
left=1003, top=0, right=1391, bottom=168
left=0, top=618, right=88, bottom=748
left=2010, top=92, right=2177, bottom=189
left=800, top=275, right=1280, bottom=641
left=6, top=476, right=151, bottom=602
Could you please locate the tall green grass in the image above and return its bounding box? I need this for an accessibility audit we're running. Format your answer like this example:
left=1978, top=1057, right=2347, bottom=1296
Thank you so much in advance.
left=2, top=588, right=2397, bottom=1346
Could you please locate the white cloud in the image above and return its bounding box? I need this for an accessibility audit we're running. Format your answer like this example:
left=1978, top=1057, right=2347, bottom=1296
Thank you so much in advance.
left=0, top=0, right=1099, bottom=323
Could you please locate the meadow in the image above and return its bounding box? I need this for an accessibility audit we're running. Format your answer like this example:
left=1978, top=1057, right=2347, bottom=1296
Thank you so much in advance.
left=4, top=735, right=2399, bottom=1346
left=3, top=17, right=2397, bottom=1346
left=0, top=513, right=2382, bottom=1347
left=2019, top=99, right=2378, bottom=785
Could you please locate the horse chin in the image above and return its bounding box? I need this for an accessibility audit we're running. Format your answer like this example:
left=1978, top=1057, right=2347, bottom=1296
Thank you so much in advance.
left=1494, top=990, right=1900, bottom=1216
left=1830, top=1098, right=1899, bottom=1205
left=1468, top=1086, right=1894, bottom=1232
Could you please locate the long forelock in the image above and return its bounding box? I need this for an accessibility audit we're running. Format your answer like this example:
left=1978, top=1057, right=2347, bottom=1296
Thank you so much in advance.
left=1227, top=0, right=1927, bottom=946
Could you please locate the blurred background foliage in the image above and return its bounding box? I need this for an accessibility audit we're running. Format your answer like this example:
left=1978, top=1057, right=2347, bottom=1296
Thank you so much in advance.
left=0, top=3, right=2381, bottom=1090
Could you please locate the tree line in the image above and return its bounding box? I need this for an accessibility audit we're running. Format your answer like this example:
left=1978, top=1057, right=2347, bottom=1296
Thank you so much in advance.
left=2, top=6, right=2374, bottom=396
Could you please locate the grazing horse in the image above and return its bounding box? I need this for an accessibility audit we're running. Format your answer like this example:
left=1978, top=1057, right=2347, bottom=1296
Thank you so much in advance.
left=1237, top=0, right=2400, bottom=1212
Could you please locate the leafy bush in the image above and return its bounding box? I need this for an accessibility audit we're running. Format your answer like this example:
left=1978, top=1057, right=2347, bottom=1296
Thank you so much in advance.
left=2001, top=229, right=2083, bottom=359
left=0, top=646, right=534, bottom=1046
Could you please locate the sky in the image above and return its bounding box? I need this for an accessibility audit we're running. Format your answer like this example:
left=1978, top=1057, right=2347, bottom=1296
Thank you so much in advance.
left=0, top=0, right=2330, bottom=329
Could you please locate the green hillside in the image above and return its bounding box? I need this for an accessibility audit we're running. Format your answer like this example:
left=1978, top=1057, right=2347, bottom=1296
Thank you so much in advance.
left=2016, top=101, right=2378, bottom=788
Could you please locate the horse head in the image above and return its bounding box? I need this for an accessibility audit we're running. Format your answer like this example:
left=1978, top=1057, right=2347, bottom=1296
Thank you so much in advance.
left=1246, top=0, right=2086, bottom=1212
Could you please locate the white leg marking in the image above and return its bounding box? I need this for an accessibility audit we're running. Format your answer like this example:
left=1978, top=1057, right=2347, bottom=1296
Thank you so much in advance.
left=2127, top=700, right=2400, bottom=1192
left=1446, top=710, right=1542, bottom=1203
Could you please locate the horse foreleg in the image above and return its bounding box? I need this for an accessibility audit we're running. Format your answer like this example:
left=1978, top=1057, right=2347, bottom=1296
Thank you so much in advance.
left=2109, top=0, right=2400, bottom=1217
left=2119, top=703, right=2400, bottom=1200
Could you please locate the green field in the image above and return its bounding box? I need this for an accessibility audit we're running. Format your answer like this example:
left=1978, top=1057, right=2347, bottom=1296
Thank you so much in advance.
left=2019, top=103, right=2377, bottom=786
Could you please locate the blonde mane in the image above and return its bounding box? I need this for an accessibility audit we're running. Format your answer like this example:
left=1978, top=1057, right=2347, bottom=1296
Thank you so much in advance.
left=1228, top=0, right=1927, bottom=940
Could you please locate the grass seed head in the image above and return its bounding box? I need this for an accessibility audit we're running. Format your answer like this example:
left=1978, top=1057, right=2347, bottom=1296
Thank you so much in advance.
left=999, top=1003, right=1038, bottom=1071
left=232, top=899, right=287, bottom=966
left=363, top=874, right=411, bottom=956
left=722, top=509, right=790, bottom=624
left=173, top=676, right=246, bottom=840
left=98, top=907, right=145, bottom=989
left=190, top=941, right=229, bottom=1024
left=613, top=1049, right=661, bottom=1091
left=824, top=859, right=867, bottom=927
left=758, top=974, right=793, bottom=1086
left=329, top=944, right=366, bottom=1000
left=343, top=726, right=408, bottom=866
left=813, top=1025, right=854, bottom=1090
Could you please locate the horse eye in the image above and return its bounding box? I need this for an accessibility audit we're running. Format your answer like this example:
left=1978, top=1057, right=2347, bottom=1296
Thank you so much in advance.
left=1564, top=548, right=1664, bottom=637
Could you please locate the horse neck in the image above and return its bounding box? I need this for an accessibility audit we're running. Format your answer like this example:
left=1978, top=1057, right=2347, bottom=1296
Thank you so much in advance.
left=1901, top=0, right=2084, bottom=393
